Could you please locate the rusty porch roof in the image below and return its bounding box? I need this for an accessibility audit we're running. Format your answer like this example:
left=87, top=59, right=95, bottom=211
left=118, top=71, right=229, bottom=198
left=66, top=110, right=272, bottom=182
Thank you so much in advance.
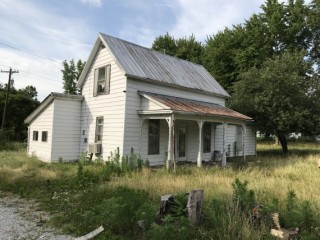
left=139, top=92, right=252, bottom=121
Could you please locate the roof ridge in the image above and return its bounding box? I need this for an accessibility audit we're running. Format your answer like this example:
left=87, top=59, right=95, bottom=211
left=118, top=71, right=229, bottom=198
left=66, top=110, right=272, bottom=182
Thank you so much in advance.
left=100, top=32, right=204, bottom=67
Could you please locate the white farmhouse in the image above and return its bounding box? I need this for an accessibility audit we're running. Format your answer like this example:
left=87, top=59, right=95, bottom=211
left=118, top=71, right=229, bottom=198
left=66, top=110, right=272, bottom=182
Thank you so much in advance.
left=25, top=33, right=256, bottom=167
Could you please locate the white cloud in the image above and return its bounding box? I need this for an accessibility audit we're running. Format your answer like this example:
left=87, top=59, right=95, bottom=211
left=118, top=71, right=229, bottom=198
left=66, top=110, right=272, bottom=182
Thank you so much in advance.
left=81, top=0, right=102, bottom=7
left=0, top=0, right=94, bottom=100
left=0, top=49, right=63, bottom=100
left=168, top=0, right=264, bottom=41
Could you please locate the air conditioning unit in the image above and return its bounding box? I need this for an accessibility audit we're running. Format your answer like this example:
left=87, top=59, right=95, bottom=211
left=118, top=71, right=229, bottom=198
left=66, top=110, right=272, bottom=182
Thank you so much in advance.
left=88, top=143, right=102, bottom=154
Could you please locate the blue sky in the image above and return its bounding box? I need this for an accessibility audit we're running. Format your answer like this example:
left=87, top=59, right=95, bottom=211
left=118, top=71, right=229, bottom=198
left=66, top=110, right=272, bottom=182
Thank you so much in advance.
left=0, top=0, right=268, bottom=100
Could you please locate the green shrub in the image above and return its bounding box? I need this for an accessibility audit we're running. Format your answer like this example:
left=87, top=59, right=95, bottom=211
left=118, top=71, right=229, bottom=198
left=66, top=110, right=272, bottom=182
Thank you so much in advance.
left=106, top=147, right=150, bottom=176
left=232, top=178, right=256, bottom=212
left=76, top=161, right=101, bottom=188
left=284, top=190, right=299, bottom=228
left=147, top=215, right=195, bottom=240
left=301, top=201, right=315, bottom=232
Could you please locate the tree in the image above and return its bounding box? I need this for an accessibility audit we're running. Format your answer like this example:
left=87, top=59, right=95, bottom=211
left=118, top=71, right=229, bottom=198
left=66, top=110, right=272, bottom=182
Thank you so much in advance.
left=0, top=84, right=40, bottom=140
left=309, top=0, right=320, bottom=72
left=203, top=26, right=246, bottom=92
left=152, top=32, right=177, bottom=57
left=230, top=52, right=320, bottom=152
left=18, top=85, right=38, bottom=100
left=203, top=0, right=312, bottom=93
left=152, top=33, right=204, bottom=64
left=62, top=59, right=85, bottom=95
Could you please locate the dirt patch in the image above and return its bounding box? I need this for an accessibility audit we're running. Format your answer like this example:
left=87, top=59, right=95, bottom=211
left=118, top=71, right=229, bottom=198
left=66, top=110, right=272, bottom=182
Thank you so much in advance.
left=0, top=192, right=73, bottom=240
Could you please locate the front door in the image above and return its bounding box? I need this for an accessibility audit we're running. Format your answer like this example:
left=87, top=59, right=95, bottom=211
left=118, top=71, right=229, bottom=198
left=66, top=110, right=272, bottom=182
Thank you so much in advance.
left=177, top=127, right=187, bottom=161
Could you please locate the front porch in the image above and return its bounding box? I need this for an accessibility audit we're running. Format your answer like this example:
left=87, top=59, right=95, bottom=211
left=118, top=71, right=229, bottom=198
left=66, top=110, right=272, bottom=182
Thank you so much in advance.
left=136, top=91, right=254, bottom=168
left=138, top=115, right=248, bottom=168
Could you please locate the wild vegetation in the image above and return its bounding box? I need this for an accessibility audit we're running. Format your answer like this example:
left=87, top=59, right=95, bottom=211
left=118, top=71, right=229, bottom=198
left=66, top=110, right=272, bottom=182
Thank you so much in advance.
left=0, top=142, right=320, bottom=239
left=152, top=0, right=320, bottom=152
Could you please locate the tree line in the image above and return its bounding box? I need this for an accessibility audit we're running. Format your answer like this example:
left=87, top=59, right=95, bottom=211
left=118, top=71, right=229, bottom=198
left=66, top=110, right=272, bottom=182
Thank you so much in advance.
left=150, top=0, right=320, bottom=152
left=2, top=0, right=318, bottom=152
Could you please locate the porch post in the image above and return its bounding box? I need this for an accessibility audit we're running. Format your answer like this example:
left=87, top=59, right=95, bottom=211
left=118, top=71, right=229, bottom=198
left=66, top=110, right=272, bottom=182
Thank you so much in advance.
left=197, top=119, right=204, bottom=167
left=242, top=123, right=246, bottom=160
left=166, top=115, right=175, bottom=170
left=222, top=123, right=228, bottom=167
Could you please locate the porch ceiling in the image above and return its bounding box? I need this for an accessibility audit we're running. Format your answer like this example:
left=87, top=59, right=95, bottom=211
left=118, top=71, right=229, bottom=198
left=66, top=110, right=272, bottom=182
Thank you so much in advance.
left=138, top=91, right=252, bottom=121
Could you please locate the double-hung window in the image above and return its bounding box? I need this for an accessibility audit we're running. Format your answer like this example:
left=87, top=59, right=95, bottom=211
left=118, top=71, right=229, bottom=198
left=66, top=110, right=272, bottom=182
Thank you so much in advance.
left=148, top=119, right=160, bottom=155
left=203, top=122, right=211, bottom=153
left=94, top=64, right=111, bottom=96
left=95, top=117, right=104, bottom=143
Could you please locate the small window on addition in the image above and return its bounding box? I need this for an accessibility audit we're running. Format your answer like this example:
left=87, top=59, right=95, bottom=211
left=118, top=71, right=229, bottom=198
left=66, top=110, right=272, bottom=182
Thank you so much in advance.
left=32, top=131, right=38, bottom=141
left=41, top=131, right=48, bottom=142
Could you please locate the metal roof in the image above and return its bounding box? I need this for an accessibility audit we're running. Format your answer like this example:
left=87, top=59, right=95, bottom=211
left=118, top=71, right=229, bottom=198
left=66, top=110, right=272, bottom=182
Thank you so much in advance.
left=139, top=92, right=252, bottom=121
left=100, top=33, right=230, bottom=98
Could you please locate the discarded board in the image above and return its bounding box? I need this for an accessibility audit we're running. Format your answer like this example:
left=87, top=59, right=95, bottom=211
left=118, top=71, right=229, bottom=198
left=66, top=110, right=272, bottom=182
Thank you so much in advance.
left=75, top=225, right=104, bottom=240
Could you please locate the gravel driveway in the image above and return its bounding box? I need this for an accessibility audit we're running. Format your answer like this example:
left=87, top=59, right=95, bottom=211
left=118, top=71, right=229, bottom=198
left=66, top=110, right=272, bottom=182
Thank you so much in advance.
left=0, top=192, right=73, bottom=240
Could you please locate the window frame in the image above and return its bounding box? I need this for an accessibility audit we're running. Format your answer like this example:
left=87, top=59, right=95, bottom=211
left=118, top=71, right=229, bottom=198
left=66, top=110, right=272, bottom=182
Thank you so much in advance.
left=148, top=119, right=160, bottom=155
left=94, top=64, right=111, bottom=96
left=32, top=131, right=38, bottom=141
left=203, top=122, right=211, bottom=153
left=95, top=116, right=104, bottom=143
left=41, top=131, right=48, bottom=142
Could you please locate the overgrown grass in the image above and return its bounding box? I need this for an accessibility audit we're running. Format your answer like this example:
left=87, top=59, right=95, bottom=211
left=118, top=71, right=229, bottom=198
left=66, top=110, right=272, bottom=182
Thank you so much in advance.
left=0, top=142, right=320, bottom=239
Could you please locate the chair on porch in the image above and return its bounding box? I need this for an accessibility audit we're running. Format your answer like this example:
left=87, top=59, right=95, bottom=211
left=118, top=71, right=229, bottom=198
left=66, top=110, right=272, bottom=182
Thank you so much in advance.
left=211, top=150, right=223, bottom=163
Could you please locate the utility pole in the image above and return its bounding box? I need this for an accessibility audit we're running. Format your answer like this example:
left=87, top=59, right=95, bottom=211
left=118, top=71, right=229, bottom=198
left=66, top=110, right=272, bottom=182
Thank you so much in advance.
left=1, top=68, right=19, bottom=129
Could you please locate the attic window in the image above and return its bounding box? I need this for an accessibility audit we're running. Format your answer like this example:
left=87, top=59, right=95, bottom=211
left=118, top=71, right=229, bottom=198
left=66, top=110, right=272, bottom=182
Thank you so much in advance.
left=94, top=64, right=111, bottom=96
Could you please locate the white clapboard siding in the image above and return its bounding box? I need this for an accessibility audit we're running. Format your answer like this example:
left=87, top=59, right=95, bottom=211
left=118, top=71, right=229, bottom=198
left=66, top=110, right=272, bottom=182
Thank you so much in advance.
left=28, top=102, right=54, bottom=162
left=50, top=99, right=82, bottom=162
left=80, top=46, right=127, bottom=159
left=214, top=124, right=224, bottom=153
left=214, top=123, right=256, bottom=157
left=225, top=125, right=236, bottom=157
left=123, top=78, right=226, bottom=165
left=184, top=121, right=198, bottom=162
left=245, top=125, right=256, bottom=155
left=141, top=97, right=166, bottom=111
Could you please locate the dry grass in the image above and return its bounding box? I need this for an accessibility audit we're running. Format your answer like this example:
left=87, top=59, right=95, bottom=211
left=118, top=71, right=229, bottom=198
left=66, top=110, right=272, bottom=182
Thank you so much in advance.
left=109, top=142, right=320, bottom=210
left=1, top=141, right=320, bottom=239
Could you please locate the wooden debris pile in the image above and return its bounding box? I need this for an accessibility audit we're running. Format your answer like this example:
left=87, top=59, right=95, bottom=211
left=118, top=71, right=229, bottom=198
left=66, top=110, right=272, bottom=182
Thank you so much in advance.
left=156, top=189, right=204, bottom=226
left=270, top=213, right=299, bottom=239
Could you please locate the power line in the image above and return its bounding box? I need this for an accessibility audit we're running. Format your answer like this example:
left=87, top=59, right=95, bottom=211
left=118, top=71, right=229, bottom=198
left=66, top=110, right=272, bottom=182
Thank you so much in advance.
left=20, top=69, right=61, bottom=83
left=0, top=42, right=62, bottom=64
